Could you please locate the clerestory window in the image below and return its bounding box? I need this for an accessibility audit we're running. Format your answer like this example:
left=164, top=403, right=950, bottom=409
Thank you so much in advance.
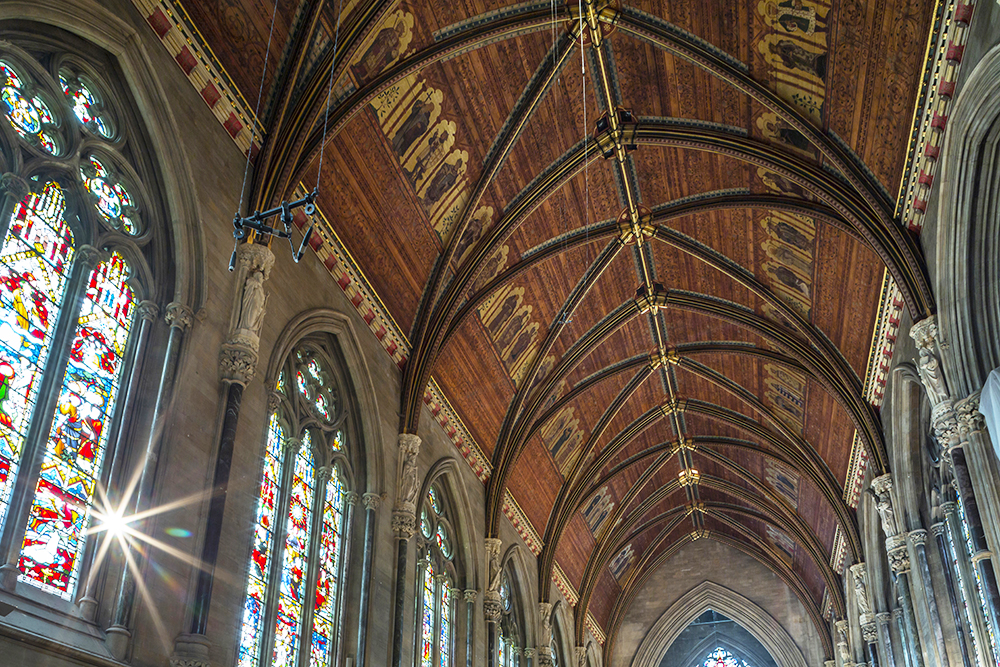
left=237, top=343, right=353, bottom=667
left=0, top=39, right=157, bottom=602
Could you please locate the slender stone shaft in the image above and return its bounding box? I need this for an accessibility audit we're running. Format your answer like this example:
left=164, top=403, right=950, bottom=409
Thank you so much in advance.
left=356, top=493, right=380, bottom=667
left=932, top=522, right=973, bottom=667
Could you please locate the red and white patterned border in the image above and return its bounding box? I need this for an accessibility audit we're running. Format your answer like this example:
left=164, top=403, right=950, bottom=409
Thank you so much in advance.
left=131, top=0, right=263, bottom=156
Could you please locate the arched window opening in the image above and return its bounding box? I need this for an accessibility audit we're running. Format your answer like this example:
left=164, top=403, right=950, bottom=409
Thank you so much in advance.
left=0, top=33, right=159, bottom=603
left=237, top=341, right=354, bottom=667
left=498, top=562, right=525, bottom=667
left=416, top=481, right=458, bottom=667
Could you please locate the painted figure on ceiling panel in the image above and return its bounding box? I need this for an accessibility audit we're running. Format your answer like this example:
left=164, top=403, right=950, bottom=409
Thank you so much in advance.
left=472, top=246, right=509, bottom=295
left=582, top=486, right=615, bottom=535
left=756, top=0, right=829, bottom=124
left=453, top=206, right=493, bottom=267
left=610, top=544, right=635, bottom=580
left=351, top=10, right=414, bottom=83
left=764, top=460, right=800, bottom=509
left=482, top=286, right=523, bottom=338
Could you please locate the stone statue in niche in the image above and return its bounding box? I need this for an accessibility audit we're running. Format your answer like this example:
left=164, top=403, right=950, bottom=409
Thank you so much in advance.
left=869, top=475, right=898, bottom=538
left=397, top=439, right=420, bottom=508
left=850, top=564, right=872, bottom=616
left=917, top=347, right=950, bottom=405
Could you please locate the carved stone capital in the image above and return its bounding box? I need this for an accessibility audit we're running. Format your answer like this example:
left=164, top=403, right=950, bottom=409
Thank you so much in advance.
left=362, top=492, right=382, bottom=512
left=165, top=301, right=194, bottom=330
left=391, top=509, right=415, bottom=540
left=76, top=244, right=109, bottom=268
left=170, top=634, right=211, bottom=667
left=824, top=662, right=836, bottom=667
left=940, top=501, right=957, bottom=516
left=345, top=491, right=359, bottom=507
left=0, top=172, right=28, bottom=201
left=135, top=299, right=159, bottom=323
left=930, top=522, right=946, bottom=538
left=236, top=242, right=275, bottom=280
left=875, top=612, right=891, bottom=628
left=483, top=597, right=502, bottom=623
left=464, top=589, right=478, bottom=604
left=956, top=393, right=986, bottom=437
left=932, top=402, right=961, bottom=447
left=220, top=342, right=258, bottom=386
left=907, top=529, right=928, bottom=548
left=536, top=645, right=553, bottom=667
left=891, top=608, right=902, bottom=621
left=283, top=437, right=302, bottom=454
left=524, top=648, right=536, bottom=659
left=887, top=535, right=910, bottom=574
left=861, top=619, right=878, bottom=644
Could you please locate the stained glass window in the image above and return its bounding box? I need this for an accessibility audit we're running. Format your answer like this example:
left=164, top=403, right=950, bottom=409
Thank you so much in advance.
left=1, top=61, right=58, bottom=153
left=310, top=464, right=345, bottom=667
left=428, top=486, right=441, bottom=513
left=81, top=156, right=138, bottom=235
left=237, top=414, right=285, bottom=667
left=237, top=343, right=352, bottom=667
left=421, top=563, right=436, bottom=667
left=957, top=496, right=999, bottom=661
left=498, top=633, right=508, bottom=667
left=59, top=73, right=110, bottom=138
left=702, top=648, right=752, bottom=667
left=272, top=432, right=316, bottom=666
left=0, top=183, right=73, bottom=542
left=19, top=252, right=133, bottom=597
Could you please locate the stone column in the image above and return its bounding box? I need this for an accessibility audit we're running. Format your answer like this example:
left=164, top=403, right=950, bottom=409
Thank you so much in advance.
left=909, top=529, right=950, bottom=667
left=931, top=522, right=974, bottom=667
left=0, top=244, right=107, bottom=590
left=356, top=492, right=381, bottom=667
left=894, top=608, right=913, bottom=667
left=912, top=317, right=1000, bottom=657
left=889, top=534, right=925, bottom=667
left=105, top=301, right=192, bottom=657
left=875, top=612, right=895, bottom=667
left=465, top=589, right=478, bottom=667
left=188, top=243, right=272, bottom=636
left=537, top=603, right=554, bottom=667
left=850, top=563, right=879, bottom=667
left=484, top=538, right=503, bottom=667
left=391, top=433, right=421, bottom=667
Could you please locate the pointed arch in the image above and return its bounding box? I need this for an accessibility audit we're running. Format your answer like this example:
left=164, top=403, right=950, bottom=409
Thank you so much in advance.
left=630, top=582, right=807, bottom=667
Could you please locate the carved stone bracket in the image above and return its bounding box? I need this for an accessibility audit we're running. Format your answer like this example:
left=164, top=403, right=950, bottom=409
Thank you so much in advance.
left=860, top=616, right=878, bottom=644
left=267, top=391, right=282, bottom=415
left=170, top=633, right=211, bottom=667
left=484, top=597, right=502, bottom=623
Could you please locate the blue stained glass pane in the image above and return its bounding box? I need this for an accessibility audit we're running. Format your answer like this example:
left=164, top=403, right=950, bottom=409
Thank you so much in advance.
left=20, top=253, right=132, bottom=598
left=421, top=564, right=435, bottom=667
left=310, top=466, right=344, bottom=667
left=0, top=183, right=73, bottom=563
left=237, top=414, right=285, bottom=667
left=272, top=433, right=315, bottom=666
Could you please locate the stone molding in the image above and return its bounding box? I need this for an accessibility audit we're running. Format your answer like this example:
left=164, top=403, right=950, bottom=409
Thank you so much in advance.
left=629, top=581, right=808, bottom=667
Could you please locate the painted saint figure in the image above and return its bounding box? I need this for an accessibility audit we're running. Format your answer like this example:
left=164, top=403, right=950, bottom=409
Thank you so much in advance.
left=352, top=22, right=407, bottom=81
left=772, top=0, right=823, bottom=35
left=423, top=158, right=464, bottom=210
left=392, top=98, right=433, bottom=158
left=769, top=40, right=827, bottom=79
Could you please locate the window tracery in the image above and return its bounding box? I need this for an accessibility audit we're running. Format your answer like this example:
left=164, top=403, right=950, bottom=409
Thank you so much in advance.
left=0, top=38, right=157, bottom=602
left=416, top=482, right=458, bottom=667
left=237, top=341, right=353, bottom=667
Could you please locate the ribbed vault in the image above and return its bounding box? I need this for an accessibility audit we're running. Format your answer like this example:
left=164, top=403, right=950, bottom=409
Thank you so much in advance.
left=191, top=0, right=939, bottom=660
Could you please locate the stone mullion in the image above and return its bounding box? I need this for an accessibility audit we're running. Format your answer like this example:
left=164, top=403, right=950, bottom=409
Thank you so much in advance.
left=298, top=464, right=331, bottom=667
left=258, top=437, right=301, bottom=667
left=434, top=571, right=448, bottom=667
left=945, top=503, right=992, bottom=667
left=932, top=522, right=974, bottom=667
left=0, top=244, right=105, bottom=590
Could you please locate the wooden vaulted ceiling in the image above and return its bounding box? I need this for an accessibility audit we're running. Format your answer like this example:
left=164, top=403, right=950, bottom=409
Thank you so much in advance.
left=184, top=0, right=938, bottom=656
